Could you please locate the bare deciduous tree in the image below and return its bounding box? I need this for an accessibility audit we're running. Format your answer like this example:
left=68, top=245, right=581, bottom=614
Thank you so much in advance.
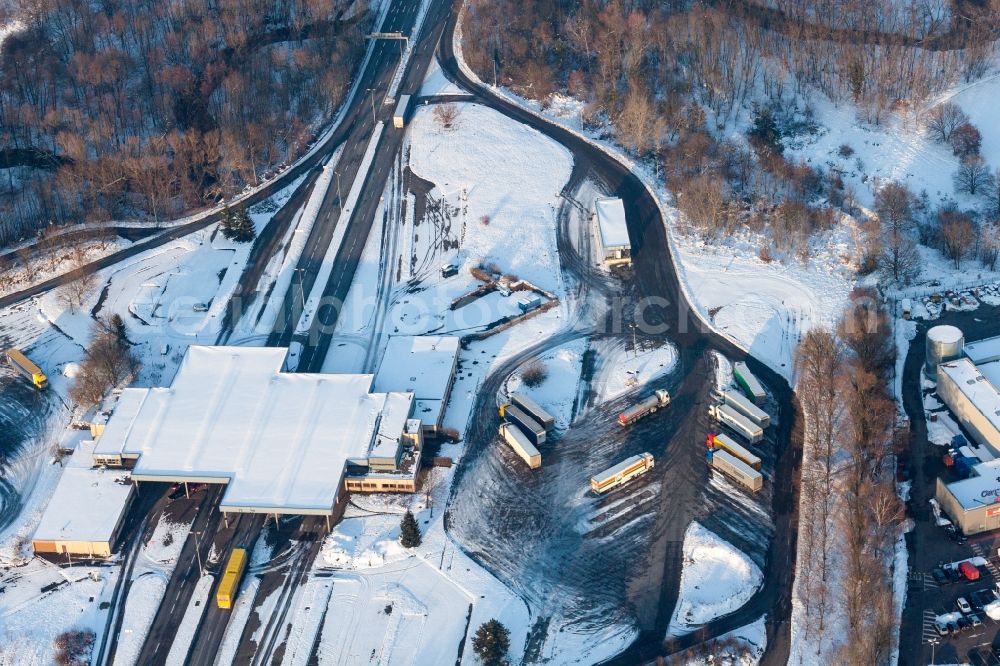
left=939, top=210, right=976, bottom=268
left=953, top=156, right=994, bottom=196
left=925, top=102, right=969, bottom=143
left=433, top=103, right=460, bottom=130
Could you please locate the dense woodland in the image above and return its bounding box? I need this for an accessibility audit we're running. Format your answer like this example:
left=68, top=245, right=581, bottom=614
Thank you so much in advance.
left=463, top=0, right=1000, bottom=283
left=0, top=0, right=370, bottom=246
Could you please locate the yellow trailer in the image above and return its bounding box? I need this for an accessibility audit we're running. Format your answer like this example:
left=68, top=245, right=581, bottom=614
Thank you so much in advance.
left=216, top=547, right=248, bottom=609
left=5, top=349, right=48, bottom=389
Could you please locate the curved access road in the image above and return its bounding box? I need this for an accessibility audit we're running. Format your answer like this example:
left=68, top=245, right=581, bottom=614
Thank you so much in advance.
left=438, top=5, right=801, bottom=664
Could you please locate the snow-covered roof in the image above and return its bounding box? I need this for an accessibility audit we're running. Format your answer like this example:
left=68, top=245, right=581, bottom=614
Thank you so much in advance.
left=93, top=388, right=151, bottom=458
left=372, top=336, right=459, bottom=427
left=108, top=346, right=398, bottom=513
left=33, top=442, right=133, bottom=544
left=594, top=197, right=630, bottom=250
left=57, top=428, right=91, bottom=452
left=943, top=458, right=1000, bottom=511
left=966, top=336, right=1000, bottom=365
left=370, top=392, right=415, bottom=460
left=939, top=358, right=1000, bottom=439
left=980, top=360, right=1000, bottom=393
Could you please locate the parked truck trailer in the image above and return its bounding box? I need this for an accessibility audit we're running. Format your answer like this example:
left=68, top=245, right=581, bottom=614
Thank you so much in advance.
left=721, top=390, right=770, bottom=428
left=707, top=432, right=761, bottom=470
left=708, top=403, right=764, bottom=444
left=499, top=423, right=541, bottom=469
left=733, top=361, right=766, bottom=403
left=510, top=392, right=555, bottom=431
left=4, top=349, right=47, bottom=389
left=499, top=404, right=546, bottom=445
left=618, top=389, right=670, bottom=426
left=708, top=449, right=763, bottom=492
left=591, top=453, right=654, bottom=494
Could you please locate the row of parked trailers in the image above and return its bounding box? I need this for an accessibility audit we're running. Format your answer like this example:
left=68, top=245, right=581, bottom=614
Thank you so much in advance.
left=498, top=393, right=555, bottom=468
left=706, top=366, right=770, bottom=492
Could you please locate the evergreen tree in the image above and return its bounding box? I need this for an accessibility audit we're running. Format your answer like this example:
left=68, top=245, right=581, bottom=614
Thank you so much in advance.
left=109, top=313, right=129, bottom=346
left=399, top=509, right=421, bottom=548
left=219, top=204, right=235, bottom=240
left=473, top=619, right=510, bottom=666
left=232, top=205, right=256, bottom=243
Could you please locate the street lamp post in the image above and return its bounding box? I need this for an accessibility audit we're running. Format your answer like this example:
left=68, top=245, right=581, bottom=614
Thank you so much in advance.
left=334, top=171, right=343, bottom=206
left=366, top=88, right=377, bottom=125
left=192, top=530, right=205, bottom=577
left=294, top=268, right=306, bottom=307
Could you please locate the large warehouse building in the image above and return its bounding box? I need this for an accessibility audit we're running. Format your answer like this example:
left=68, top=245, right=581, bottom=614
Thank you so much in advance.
left=92, top=346, right=424, bottom=522
left=937, top=356, right=1000, bottom=455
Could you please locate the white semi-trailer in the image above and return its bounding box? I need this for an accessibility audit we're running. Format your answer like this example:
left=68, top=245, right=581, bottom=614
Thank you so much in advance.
left=618, top=389, right=670, bottom=426
left=721, top=390, right=770, bottom=428
left=499, top=423, right=541, bottom=469
left=511, top=392, right=555, bottom=431
left=709, top=449, right=763, bottom=492
left=733, top=361, right=766, bottom=403
left=591, top=453, right=654, bottom=494
left=709, top=403, right=764, bottom=444
left=392, top=94, right=411, bottom=128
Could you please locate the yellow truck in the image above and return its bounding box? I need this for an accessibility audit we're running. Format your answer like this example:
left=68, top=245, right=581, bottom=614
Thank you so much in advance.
left=216, top=547, right=248, bottom=609
left=5, top=349, right=48, bottom=389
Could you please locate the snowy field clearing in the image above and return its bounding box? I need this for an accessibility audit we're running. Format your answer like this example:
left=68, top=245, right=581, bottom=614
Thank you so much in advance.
left=0, top=557, right=116, bottom=664
left=668, top=522, right=763, bottom=637
left=670, top=226, right=855, bottom=381
left=306, top=476, right=528, bottom=665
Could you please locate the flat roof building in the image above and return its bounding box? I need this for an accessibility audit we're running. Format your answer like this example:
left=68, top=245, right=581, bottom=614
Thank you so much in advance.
left=593, top=197, right=631, bottom=267
left=32, top=441, right=134, bottom=558
left=936, top=458, right=1000, bottom=535
left=93, top=346, right=421, bottom=520
left=937, top=358, right=1000, bottom=456
left=372, top=336, right=459, bottom=431
left=966, top=337, right=1000, bottom=366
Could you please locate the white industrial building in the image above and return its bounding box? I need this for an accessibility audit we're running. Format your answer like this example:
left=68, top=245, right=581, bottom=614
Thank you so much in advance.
left=92, top=346, right=423, bottom=520
left=32, top=441, right=134, bottom=558
left=938, top=357, right=1000, bottom=455
left=593, top=197, right=631, bottom=267
left=372, top=335, right=459, bottom=432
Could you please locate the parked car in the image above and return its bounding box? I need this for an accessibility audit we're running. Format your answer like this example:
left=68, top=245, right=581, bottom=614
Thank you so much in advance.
left=969, top=613, right=983, bottom=628
left=957, top=615, right=971, bottom=631
left=934, top=619, right=950, bottom=637
left=947, top=619, right=961, bottom=634
left=932, top=567, right=949, bottom=585
left=947, top=566, right=965, bottom=583
left=440, top=263, right=459, bottom=278
left=957, top=597, right=973, bottom=614
left=960, top=561, right=982, bottom=581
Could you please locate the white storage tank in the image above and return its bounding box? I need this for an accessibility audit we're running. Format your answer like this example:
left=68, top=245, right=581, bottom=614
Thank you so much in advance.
left=926, top=325, right=964, bottom=379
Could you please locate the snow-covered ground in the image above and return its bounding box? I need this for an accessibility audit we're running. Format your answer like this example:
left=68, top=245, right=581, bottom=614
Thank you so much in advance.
left=591, top=338, right=679, bottom=404
left=304, top=478, right=530, bottom=665
left=112, top=573, right=166, bottom=666
left=0, top=557, right=116, bottom=664
left=668, top=522, right=764, bottom=637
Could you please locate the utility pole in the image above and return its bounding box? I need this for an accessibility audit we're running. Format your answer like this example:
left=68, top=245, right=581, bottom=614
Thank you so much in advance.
left=366, top=88, right=377, bottom=125
left=629, top=323, right=638, bottom=358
